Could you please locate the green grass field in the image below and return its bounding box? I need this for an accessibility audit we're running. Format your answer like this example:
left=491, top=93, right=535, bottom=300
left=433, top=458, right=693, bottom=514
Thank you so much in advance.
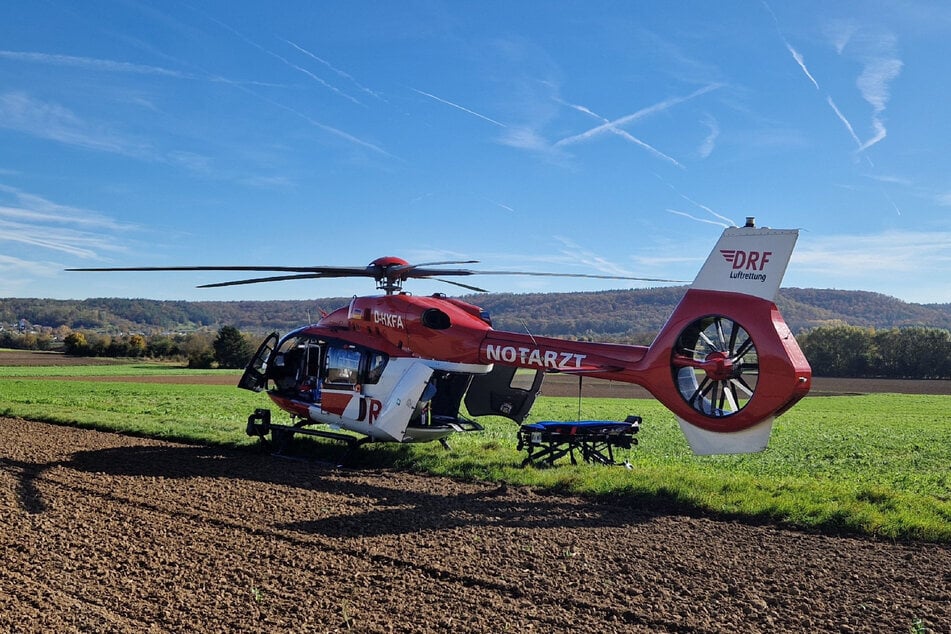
left=0, top=363, right=236, bottom=378
left=1, top=364, right=949, bottom=542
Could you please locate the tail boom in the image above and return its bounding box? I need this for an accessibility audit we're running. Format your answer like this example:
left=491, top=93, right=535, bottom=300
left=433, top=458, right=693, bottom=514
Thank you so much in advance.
left=475, top=223, right=811, bottom=455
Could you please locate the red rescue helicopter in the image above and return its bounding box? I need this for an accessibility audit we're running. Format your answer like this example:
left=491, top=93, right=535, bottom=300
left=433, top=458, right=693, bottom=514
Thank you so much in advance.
left=70, top=218, right=811, bottom=457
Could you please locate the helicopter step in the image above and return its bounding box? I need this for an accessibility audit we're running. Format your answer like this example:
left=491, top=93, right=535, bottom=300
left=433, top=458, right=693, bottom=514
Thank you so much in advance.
left=516, top=416, right=641, bottom=467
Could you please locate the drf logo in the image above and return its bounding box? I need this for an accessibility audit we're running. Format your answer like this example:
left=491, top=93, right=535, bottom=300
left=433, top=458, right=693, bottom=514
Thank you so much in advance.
left=357, top=397, right=383, bottom=424
left=720, top=249, right=772, bottom=271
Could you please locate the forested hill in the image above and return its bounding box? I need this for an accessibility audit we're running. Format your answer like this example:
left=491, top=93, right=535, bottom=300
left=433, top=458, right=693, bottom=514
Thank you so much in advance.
left=3, top=288, right=950, bottom=340
left=472, top=288, right=951, bottom=341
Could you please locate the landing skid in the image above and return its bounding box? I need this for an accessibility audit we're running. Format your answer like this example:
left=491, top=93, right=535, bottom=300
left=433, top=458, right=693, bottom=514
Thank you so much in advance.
left=245, top=408, right=373, bottom=466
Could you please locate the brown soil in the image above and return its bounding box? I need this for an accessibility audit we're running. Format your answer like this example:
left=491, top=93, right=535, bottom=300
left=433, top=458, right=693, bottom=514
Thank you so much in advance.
left=0, top=350, right=131, bottom=366
left=2, top=417, right=949, bottom=633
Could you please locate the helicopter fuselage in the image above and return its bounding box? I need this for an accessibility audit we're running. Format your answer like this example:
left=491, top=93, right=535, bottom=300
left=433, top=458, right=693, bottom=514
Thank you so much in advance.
left=232, top=225, right=812, bottom=455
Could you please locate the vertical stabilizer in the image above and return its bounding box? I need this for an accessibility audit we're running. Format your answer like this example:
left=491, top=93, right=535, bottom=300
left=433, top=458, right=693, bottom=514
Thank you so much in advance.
left=691, top=223, right=799, bottom=301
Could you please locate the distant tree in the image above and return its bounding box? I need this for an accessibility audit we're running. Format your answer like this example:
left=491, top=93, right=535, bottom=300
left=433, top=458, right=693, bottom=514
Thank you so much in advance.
left=180, top=331, right=215, bottom=368
left=188, top=349, right=216, bottom=369
left=63, top=332, right=89, bottom=355
left=127, top=334, right=147, bottom=357
left=799, top=325, right=874, bottom=377
left=213, top=326, right=254, bottom=369
left=147, top=335, right=178, bottom=358
left=88, top=334, right=111, bottom=357
left=876, top=327, right=951, bottom=379
left=35, top=333, right=53, bottom=351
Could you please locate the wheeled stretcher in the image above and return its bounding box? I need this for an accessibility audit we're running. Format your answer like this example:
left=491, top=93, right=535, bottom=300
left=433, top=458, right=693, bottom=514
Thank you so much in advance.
left=516, top=416, right=641, bottom=466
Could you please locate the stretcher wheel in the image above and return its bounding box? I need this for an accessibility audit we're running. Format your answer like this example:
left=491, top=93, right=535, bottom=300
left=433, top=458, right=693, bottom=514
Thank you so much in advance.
left=671, top=315, right=758, bottom=417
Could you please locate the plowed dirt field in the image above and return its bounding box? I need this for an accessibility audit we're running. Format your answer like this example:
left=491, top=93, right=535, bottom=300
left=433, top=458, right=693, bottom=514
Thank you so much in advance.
left=2, top=416, right=949, bottom=633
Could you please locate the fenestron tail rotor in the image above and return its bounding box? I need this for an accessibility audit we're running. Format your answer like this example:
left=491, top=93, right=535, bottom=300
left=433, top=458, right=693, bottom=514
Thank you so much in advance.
left=68, top=256, right=686, bottom=294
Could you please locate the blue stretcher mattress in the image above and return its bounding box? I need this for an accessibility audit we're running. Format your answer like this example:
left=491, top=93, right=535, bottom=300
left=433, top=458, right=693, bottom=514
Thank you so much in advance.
left=520, top=420, right=635, bottom=435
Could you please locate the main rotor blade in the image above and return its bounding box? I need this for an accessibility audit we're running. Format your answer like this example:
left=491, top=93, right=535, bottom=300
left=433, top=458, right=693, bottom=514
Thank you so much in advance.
left=197, top=273, right=330, bottom=288
left=66, top=265, right=376, bottom=276
left=429, top=277, right=489, bottom=293
left=460, top=270, right=688, bottom=283
left=68, top=261, right=687, bottom=288
left=393, top=260, right=479, bottom=272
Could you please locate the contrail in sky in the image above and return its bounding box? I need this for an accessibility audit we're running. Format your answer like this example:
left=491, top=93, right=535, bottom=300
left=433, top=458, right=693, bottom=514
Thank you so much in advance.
left=194, top=9, right=361, bottom=104
left=554, top=84, right=722, bottom=147
left=763, top=1, right=899, bottom=158
left=785, top=43, right=820, bottom=90
left=762, top=2, right=820, bottom=90
left=559, top=99, right=684, bottom=168
left=653, top=174, right=735, bottom=226
left=412, top=88, right=506, bottom=127
left=283, top=39, right=383, bottom=100
left=826, top=96, right=863, bottom=149
left=210, top=75, right=391, bottom=157
left=666, top=209, right=731, bottom=228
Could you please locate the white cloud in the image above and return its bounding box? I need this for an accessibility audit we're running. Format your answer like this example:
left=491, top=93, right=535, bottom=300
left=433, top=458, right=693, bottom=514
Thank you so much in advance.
left=0, top=91, right=143, bottom=155
left=823, top=20, right=858, bottom=55
left=0, top=186, right=135, bottom=261
left=0, top=50, right=187, bottom=77
left=0, top=254, right=60, bottom=276
left=781, top=230, right=951, bottom=302
left=497, top=126, right=557, bottom=153
left=551, top=236, right=639, bottom=277
left=857, top=57, right=902, bottom=113
left=794, top=231, right=951, bottom=277
left=855, top=56, right=902, bottom=152
left=697, top=115, right=719, bottom=159
left=829, top=26, right=903, bottom=153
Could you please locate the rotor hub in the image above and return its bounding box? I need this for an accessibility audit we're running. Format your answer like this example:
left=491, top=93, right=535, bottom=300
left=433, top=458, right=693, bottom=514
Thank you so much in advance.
left=703, top=351, right=735, bottom=381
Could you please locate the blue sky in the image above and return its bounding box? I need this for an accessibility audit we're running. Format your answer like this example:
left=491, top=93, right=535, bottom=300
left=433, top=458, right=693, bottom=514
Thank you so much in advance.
left=2, top=1, right=949, bottom=304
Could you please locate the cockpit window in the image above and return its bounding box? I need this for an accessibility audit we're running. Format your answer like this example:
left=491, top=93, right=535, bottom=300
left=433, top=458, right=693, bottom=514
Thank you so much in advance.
left=365, top=352, right=387, bottom=384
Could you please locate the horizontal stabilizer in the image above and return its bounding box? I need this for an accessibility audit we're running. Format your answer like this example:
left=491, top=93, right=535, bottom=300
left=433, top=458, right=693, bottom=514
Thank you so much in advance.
left=677, top=416, right=774, bottom=455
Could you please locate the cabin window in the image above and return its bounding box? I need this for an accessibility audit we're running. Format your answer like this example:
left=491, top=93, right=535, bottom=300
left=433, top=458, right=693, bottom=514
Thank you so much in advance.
left=325, top=346, right=362, bottom=385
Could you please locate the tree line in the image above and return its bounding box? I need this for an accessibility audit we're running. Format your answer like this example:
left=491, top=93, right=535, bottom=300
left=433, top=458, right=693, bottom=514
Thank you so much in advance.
left=4, top=320, right=951, bottom=379
left=1, top=326, right=255, bottom=369
left=796, top=324, right=951, bottom=379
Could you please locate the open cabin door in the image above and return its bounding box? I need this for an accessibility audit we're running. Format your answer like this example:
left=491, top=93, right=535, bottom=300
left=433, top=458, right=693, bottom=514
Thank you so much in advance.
left=464, top=365, right=544, bottom=423
left=238, top=332, right=279, bottom=392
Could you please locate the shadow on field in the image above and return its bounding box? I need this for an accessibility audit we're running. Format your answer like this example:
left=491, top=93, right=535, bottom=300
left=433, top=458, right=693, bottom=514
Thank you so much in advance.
left=3, top=458, right=49, bottom=514
left=49, top=441, right=709, bottom=537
